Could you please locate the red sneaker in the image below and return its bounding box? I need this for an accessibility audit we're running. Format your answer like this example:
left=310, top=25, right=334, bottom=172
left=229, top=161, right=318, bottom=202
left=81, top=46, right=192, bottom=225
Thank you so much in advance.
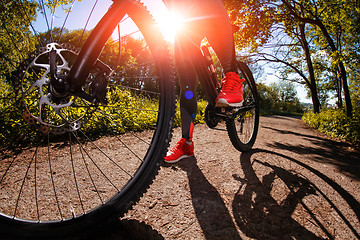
left=215, top=72, right=245, bottom=107
left=164, top=138, right=194, bottom=163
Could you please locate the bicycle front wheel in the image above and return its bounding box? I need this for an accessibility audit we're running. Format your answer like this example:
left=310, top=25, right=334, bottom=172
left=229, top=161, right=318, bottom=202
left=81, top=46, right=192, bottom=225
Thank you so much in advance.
left=226, top=61, right=259, bottom=152
left=0, top=0, right=174, bottom=238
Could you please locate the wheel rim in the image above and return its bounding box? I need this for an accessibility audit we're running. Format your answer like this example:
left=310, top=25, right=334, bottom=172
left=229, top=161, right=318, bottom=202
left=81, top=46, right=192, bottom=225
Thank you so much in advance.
left=230, top=80, right=258, bottom=144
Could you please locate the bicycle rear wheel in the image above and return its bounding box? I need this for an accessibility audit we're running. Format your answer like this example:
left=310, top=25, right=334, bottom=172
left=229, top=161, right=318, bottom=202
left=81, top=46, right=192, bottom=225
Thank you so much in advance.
left=0, top=0, right=174, bottom=238
left=226, top=61, right=259, bottom=152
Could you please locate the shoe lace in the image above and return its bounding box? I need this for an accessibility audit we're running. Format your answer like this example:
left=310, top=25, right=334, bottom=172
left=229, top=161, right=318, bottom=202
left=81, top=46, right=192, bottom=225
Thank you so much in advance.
left=222, top=74, right=240, bottom=92
left=170, top=139, right=186, bottom=153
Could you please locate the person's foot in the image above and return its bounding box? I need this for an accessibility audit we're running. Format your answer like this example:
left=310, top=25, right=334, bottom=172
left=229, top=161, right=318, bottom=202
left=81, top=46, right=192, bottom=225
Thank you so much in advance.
left=164, top=138, right=194, bottom=163
left=215, top=72, right=244, bottom=107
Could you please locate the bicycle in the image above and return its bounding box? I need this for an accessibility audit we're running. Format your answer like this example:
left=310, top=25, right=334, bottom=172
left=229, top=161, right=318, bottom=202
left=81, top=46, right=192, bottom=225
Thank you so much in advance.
left=0, top=0, right=258, bottom=238
left=196, top=44, right=259, bottom=152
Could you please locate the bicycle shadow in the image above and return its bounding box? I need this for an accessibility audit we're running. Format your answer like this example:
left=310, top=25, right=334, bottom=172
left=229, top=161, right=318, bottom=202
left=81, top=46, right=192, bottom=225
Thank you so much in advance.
left=175, top=148, right=359, bottom=239
left=177, top=157, right=242, bottom=240
left=233, top=149, right=360, bottom=239
left=263, top=126, right=360, bottom=181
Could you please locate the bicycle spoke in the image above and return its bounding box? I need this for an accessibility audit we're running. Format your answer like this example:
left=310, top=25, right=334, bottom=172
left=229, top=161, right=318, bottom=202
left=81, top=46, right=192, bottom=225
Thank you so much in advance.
left=47, top=134, right=64, bottom=220
left=69, top=133, right=85, bottom=215
left=39, top=0, right=52, bottom=42
left=34, top=146, right=40, bottom=220
left=73, top=131, right=104, bottom=204
left=1, top=22, right=26, bottom=64
left=58, top=0, right=76, bottom=43
left=78, top=129, right=133, bottom=181
left=95, top=107, right=158, bottom=131
left=13, top=147, right=37, bottom=218
left=78, top=0, right=99, bottom=46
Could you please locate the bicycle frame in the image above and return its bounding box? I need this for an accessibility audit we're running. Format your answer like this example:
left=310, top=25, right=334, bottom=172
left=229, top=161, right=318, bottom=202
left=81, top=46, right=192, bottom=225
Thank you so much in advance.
left=197, top=45, right=258, bottom=120
left=195, top=45, right=220, bottom=107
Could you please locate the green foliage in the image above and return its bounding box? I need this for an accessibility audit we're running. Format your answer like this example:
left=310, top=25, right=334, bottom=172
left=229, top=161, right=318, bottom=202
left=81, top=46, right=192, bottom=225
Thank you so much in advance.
left=0, top=0, right=37, bottom=80
left=257, top=82, right=304, bottom=115
left=224, top=0, right=275, bottom=51
left=302, top=108, right=360, bottom=145
left=82, top=87, right=160, bottom=135
left=0, top=82, right=36, bottom=147
left=224, top=0, right=358, bottom=115
left=39, top=28, right=91, bottom=48
left=0, top=6, right=165, bottom=146
left=348, top=61, right=360, bottom=107
left=0, top=86, right=163, bottom=147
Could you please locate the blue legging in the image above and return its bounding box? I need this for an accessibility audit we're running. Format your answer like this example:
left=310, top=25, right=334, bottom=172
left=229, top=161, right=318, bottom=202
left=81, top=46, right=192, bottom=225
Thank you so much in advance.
left=171, top=0, right=237, bottom=140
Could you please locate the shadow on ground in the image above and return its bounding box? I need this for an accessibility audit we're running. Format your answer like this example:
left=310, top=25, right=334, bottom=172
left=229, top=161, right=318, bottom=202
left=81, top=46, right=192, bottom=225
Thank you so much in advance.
left=79, top=218, right=164, bottom=240
left=235, top=149, right=359, bottom=239
left=263, top=125, right=360, bottom=180
left=177, top=148, right=360, bottom=239
left=3, top=219, right=164, bottom=240
left=177, top=157, right=241, bottom=240
left=68, top=147, right=360, bottom=239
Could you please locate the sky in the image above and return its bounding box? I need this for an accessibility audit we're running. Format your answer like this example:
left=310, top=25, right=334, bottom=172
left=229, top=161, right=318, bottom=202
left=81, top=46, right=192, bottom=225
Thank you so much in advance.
left=33, top=0, right=312, bottom=103
left=33, top=0, right=171, bottom=39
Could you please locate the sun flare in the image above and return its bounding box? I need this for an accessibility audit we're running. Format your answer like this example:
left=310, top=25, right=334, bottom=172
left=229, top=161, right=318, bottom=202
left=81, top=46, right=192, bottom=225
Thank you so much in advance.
left=156, top=10, right=185, bottom=43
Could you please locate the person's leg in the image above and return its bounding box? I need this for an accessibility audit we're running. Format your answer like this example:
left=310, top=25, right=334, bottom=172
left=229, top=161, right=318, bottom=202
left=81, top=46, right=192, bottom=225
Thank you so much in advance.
left=167, top=0, right=237, bottom=73
left=198, top=1, right=238, bottom=73
left=174, top=29, right=202, bottom=141
left=164, top=29, right=200, bottom=163
left=201, top=2, right=244, bottom=107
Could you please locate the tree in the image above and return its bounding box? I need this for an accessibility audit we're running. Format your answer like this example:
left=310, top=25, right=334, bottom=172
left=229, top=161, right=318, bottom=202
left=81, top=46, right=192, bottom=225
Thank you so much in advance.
left=257, top=82, right=303, bottom=113
left=224, top=0, right=322, bottom=113
left=0, top=0, right=78, bottom=82
left=0, top=0, right=38, bottom=82
left=257, top=82, right=281, bottom=111
left=271, top=81, right=303, bottom=113
left=39, top=27, right=91, bottom=48
left=280, top=0, right=355, bottom=116
left=224, top=0, right=358, bottom=116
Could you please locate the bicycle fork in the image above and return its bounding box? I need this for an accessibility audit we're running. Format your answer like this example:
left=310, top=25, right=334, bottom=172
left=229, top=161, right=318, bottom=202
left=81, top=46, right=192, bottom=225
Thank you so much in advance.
left=52, top=1, right=129, bottom=103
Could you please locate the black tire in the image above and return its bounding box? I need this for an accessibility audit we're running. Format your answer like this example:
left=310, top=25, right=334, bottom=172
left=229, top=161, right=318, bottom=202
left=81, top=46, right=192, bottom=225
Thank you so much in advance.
left=226, top=61, right=259, bottom=152
left=0, top=1, right=175, bottom=238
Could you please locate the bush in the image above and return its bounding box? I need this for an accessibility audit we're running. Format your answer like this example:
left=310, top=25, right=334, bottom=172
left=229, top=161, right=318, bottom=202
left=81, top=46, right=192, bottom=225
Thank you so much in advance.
left=173, top=99, right=207, bottom=127
left=0, top=86, right=165, bottom=147
left=302, top=108, right=360, bottom=145
left=0, top=81, right=211, bottom=148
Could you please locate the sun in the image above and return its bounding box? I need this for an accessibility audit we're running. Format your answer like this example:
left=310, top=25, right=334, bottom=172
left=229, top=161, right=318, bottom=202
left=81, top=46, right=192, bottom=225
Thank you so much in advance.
left=155, top=9, right=185, bottom=43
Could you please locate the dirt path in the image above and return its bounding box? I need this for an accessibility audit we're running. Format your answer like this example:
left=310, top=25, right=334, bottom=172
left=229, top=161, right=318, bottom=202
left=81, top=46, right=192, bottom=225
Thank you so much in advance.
left=89, top=116, right=360, bottom=239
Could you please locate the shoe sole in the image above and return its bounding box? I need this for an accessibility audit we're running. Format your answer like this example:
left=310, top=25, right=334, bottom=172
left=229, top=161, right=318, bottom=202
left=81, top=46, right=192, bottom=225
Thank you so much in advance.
left=215, top=98, right=244, bottom=107
left=164, top=154, right=194, bottom=164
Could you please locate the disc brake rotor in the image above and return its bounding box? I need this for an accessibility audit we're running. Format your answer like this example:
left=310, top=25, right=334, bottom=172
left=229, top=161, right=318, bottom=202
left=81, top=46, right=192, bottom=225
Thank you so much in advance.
left=20, top=43, right=96, bottom=135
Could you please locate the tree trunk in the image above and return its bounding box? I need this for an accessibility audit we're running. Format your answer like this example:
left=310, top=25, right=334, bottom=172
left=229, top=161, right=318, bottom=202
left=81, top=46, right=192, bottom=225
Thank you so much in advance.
left=336, top=70, right=343, bottom=108
left=315, top=19, right=352, bottom=116
left=338, top=62, right=352, bottom=116
left=299, top=24, right=320, bottom=113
